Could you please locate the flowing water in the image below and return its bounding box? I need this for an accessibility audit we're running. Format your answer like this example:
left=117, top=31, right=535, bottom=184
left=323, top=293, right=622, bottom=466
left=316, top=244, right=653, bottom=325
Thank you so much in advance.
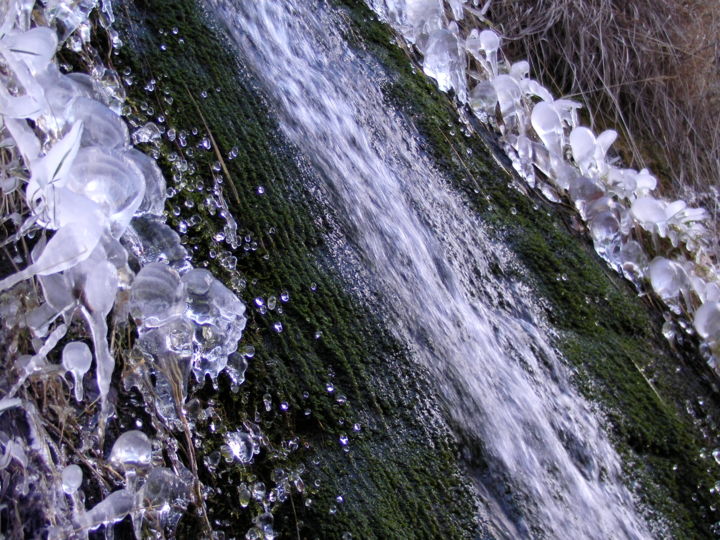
left=207, top=1, right=652, bottom=537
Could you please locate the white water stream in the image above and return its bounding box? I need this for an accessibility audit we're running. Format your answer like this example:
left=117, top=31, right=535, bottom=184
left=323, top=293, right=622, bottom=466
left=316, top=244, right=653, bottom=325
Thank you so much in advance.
left=208, top=1, right=652, bottom=537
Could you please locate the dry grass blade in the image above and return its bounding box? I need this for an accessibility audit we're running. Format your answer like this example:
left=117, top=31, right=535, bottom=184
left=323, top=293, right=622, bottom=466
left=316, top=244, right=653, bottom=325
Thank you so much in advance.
left=487, top=0, right=720, bottom=246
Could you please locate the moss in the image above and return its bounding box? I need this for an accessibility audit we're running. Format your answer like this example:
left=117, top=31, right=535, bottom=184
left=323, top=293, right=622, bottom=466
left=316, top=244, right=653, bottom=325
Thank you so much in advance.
left=334, top=0, right=720, bottom=537
left=112, top=0, right=482, bottom=538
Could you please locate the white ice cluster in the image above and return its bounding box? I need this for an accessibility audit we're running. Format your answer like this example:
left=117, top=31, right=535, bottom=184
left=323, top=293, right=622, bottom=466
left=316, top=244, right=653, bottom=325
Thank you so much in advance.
left=0, top=0, right=246, bottom=535
left=367, top=0, right=720, bottom=370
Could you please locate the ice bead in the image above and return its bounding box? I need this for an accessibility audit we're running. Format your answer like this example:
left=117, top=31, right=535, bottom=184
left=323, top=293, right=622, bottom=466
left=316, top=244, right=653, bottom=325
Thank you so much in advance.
left=422, top=28, right=466, bottom=102
left=131, top=122, right=162, bottom=145
left=38, top=67, right=91, bottom=112
left=403, top=0, right=443, bottom=42
left=648, top=257, right=687, bottom=300
left=635, top=168, right=657, bottom=193
left=137, top=316, right=195, bottom=365
left=478, top=29, right=500, bottom=75
left=492, top=75, right=522, bottom=120
left=125, top=216, right=189, bottom=268
left=62, top=341, right=92, bottom=402
left=620, top=240, right=649, bottom=282
left=631, top=196, right=666, bottom=226
left=694, top=302, right=720, bottom=340
left=83, top=260, right=118, bottom=315
left=588, top=211, right=620, bottom=245
left=61, top=464, right=83, bottom=495
left=141, top=467, right=190, bottom=507
left=66, top=146, right=145, bottom=237
left=521, top=79, right=554, bottom=103
left=81, top=489, right=134, bottom=531
left=531, top=101, right=563, bottom=155
left=510, top=60, right=530, bottom=80
left=124, top=149, right=166, bottom=216
left=109, top=430, right=152, bottom=467
left=569, top=126, right=596, bottom=169
left=69, top=97, right=129, bottom=149
left=568, top=176, right=603, bottom=212
left=223, top=431, right=255, bottom=463
left=183, top=269, right=246, bottom=381
left=552, top=98, right=582, bottom=128
left=38, top=272, right=75, bottom=312
left=184, top=269, right=246, bottom=328
left=130, top=263, right=185, bottom=327
left=225, top=352, right=249, bottom=389
left=469, top=81, right=497, bottom=117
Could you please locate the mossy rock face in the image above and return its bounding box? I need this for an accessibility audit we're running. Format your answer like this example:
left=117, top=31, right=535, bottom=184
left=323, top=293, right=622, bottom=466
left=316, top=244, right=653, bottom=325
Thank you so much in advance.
left=334, top=1, right=720, bottom=537
left=112, top=0, right=484, bottom=538
left=107, top=0, right=720, bottom=538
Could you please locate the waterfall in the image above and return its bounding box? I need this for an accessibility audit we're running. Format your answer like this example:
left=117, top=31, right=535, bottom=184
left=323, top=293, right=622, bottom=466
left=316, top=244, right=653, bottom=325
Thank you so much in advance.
left=206, top=0, right=651, bottom=537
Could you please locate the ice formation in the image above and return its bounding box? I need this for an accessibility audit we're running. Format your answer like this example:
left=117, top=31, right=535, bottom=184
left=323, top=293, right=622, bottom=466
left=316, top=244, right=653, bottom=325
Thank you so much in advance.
left=365, top=0, right=720, bottom=372
left=0, top=1, right=248, bottom=536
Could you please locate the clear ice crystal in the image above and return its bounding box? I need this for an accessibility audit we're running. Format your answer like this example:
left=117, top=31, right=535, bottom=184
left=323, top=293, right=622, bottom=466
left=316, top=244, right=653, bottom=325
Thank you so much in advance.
left=224, top=431, right=255, bottom=463
left=81, top=489, right=134, bottom=531
left=69, top=96, right=129, bottom=149
left=66, top=146, right=145, bottom=237
left=62, top=341, right=92, bottom=402
left=648, top=257, right=687, bottom=301
left=61, top=464, right=83, bottom=494
left=422, top=28, right=466, bottom=102
left=109, top=430, right=152, bottom=467
left=130, top=263, right=186, bottom=328
left=183, top=269, right=247, bottom=381
left=125, top=216, right=189, bottom=268
left=125, top=149, right=167, bottom=216
left=694, top=302, right=720, bottom=341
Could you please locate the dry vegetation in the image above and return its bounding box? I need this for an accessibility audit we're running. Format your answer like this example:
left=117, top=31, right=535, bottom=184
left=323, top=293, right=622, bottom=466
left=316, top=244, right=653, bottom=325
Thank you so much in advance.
left=487, top=0, right=720, bottom=227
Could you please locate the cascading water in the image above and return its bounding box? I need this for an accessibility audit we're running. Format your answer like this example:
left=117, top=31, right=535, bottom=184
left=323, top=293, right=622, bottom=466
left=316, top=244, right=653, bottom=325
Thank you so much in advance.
left=207, top=0, right=654, bottom=537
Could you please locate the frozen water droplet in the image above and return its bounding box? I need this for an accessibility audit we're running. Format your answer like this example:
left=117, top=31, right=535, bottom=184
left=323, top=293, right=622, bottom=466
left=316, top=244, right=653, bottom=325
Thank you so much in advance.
left=694, top=302, right=720, bottom=340
left=648, top=257, right=686, bottom=301
left=132, top=122, right=162, bottom=145
left=339, top=434, right=349, bottom=446
left=130, top=263, right=185, bottom=327
left=62, top=341, right=92, bottom=402
left=252, top=481, right=266, bottom=501
left=224, top=431, right=255, bottom=463
left=631, top=196, right=666, bottom=226
left=272, top=322, right=283, bottom=333
left=109, top=430, right=152, bottom=467
left=61, top=464, right=83, bottom=494
left=239, top=483, right=251, bottom=507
